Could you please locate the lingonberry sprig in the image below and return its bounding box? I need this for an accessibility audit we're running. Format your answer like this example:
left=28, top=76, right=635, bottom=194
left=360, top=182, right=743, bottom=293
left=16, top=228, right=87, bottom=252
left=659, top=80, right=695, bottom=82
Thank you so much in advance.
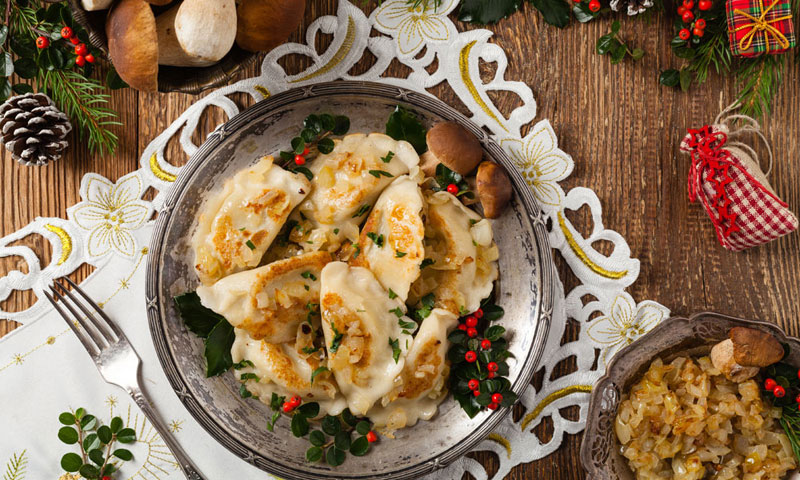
left=448, top=298, right=518, bottom=418
left=433, top=163, right=473, bottom=199
left=760, top=362, right=800, bottom=463
left=287, top=402, right=378, bottom=466
left=57, top=407, right=137, bottom=479
left=279, top=113, right=351, bottom=179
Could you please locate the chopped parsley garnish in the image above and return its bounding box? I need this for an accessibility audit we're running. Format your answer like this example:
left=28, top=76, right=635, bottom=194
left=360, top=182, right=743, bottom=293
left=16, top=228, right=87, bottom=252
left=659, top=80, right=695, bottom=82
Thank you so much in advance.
left=301, top=346, right=320, bottom=354
left=304, top=284, right=310, bottom=291
left=245, top=240, right=256, bottom=250
left=395, top=250, right=407, bottom=258
left=459, top=305, right=470, bottom=316
left=352, top=244, right=361, bottom=259
left=472, top=239, right=478, bottom=247
left=233, top=359, right=254, bottom=369
left=266, top=393, right=285, bottom=431
left=329, top=322, right=343, bottom=353
left=389, top=307, right=404, bottom=318
left=334, top=228, right=340, bottom=234
left=399, top=318, right=417, bottom=335
left=301, top=271, right=318, bottom=281
left=388, top=288, right=398, bottom=300
left=389, top=338, right=401, bottom=363
left=240, top=384, right=253, bottom=398
left=415, top=293, right=435, bottom=320
left=352, top=204, right=371, bottom=218
left=381, top=151, right=395, bottom=163
left=368, top=169, right=394, bottom=178
left=366, top=232, right=384, bottom=247
left=238, top=227, right=246, bottom=231
left=310, top=366, right=329, bottom=385
left=420, top=258, right=435, bottom=269
left=240, top=372, right=260, bottom=381
left=469, top=219, right=478, bottom=225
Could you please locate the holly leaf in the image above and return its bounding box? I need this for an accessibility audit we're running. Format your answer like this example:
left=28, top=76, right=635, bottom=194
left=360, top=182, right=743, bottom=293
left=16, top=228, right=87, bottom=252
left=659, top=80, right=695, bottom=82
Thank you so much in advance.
left=173, top=292, right=226, bottom=338
left=572, top=3, right=596, bottom=22
left=0, top=53, right=13, bottom=77
left=385, top=105, right=427, bottom=154
left=204, top=320, right=235, bottom=377
left=659, top=69, right=680, bottom=87
left=458, top=0, right=523, bottom=24
left=610, top=43, right=627, bottom=64
left=530, top=0, right=571, bottom=28
left=679, top=68, right=692, bottom=91
left=0, top=26, right=7, bottom=45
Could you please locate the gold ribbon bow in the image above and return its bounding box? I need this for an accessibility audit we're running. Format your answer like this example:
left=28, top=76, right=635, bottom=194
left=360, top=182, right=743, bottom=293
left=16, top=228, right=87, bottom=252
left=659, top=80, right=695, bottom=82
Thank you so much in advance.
left=732, top=0, right=792, bottom=53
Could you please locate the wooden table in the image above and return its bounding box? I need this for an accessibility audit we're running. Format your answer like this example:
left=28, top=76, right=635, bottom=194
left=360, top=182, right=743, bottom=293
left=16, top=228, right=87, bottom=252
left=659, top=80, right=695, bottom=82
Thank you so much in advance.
left=1, top=1, right=798, bottom=478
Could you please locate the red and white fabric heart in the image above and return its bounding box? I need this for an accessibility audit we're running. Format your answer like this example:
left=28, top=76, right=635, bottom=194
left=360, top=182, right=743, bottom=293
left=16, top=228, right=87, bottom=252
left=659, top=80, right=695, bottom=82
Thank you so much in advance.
left=680, top=111, right=798, bottom=251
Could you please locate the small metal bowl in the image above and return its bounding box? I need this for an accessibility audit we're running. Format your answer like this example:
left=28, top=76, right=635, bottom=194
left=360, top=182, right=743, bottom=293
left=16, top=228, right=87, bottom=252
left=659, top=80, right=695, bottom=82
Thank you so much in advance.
left=580, top=312, right=800, bottom=480
left=67, top=0, right=257, bottom=94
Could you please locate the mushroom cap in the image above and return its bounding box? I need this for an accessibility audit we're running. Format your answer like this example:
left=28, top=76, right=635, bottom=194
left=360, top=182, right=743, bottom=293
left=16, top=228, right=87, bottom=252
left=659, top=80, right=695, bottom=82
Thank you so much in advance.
left=236, top=0, right=306, bottom=53
left=146, top=0, right=172, bottom=4
left=107, top=0, right=159, bottom=92
left=476, top=161, right=512, bottom=219
left=730, top=327, right=784, bottom=368
left=426, top=121, right=483, bottom=176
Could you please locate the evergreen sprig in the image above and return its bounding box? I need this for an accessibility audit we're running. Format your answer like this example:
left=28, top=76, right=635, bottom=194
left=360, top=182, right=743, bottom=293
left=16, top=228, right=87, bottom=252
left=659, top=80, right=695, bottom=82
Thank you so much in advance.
left=736, top=55, right=784, bottom=120
left=57, top=407, right=136, bottom=479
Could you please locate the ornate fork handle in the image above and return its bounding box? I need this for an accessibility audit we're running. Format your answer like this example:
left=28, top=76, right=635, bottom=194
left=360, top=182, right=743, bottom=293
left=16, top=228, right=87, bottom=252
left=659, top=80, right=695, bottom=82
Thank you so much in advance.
left=128, top=387, right=205, bottom=480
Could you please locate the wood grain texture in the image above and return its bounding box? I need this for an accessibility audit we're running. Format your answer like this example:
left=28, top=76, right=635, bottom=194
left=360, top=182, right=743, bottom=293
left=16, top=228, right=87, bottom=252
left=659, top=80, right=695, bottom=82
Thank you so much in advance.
left=1, top=0, right=799, bottom=478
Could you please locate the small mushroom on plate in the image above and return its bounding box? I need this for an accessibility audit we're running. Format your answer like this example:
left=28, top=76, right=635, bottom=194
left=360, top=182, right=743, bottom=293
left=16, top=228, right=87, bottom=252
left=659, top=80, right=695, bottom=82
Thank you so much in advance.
left=711, top=327, right=785, bottom=382
left=476, top=161, right=512, bottom=219
left=155, top=0, right=237, bottom=67
left=82, top=0, right=169, bottom=12
left=107, top=0, right=159, bottom=92
left=420, top=121, right=483, bottom=177
left=236, top=0, right=306, bottom=53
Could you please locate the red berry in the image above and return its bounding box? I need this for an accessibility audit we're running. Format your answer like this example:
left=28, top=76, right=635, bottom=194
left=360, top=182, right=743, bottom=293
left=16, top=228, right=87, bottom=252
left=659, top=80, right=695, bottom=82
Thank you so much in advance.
left=457, top=324, right=467, bottom=331
left=36, top=36, right=49, bottom=49
left=795, top=393, right=800, bottom=404
left=102, top=477, right=112, bottom=480
left=487, top=362, right=499, bottom=372
left=797, top=369, right=800, bottom=380
left=282, top=402, right=294, bottom=413
left=774, top=385, right=786, bottom=398
left=474, top=308, right=484, bottom=319
left=488, top=372, right=497, bottom=379
left=679, top=28, right=691, bottom=40
left=480, top=339, right=492, bottom=350
left=765, top=378, right=778, bottom=390
left=695, top=18, right=706, bottom=28
left=446, top=183, right=459, bottom=194
left=302, top=147, right=310, bottom=156
left=61, top=27, right=73, bottom=39
left=294, top=154, right=306, bottom=165
left=366, top=431, right=378, bottom=443
left=465, top=316, right=478, bottom=328
left=473, top=389, right=481, bottom=397
left=487, top=402, right=499, bottom=410
left=467, top=327, right=478, bottom=338
left=491, top=393, right=503, bottom=404
left=682, top=0, right=694, bottom=8
left=465, top=351, right=477, bottom=363
left=85, top=54, right=95, bottom=64
left=468, top=379, right=480, bottom=390
left=70, top=36, right=80, bottom=45
left=677, top=5, right=687, bottom=14
left=693, top=27, right=705, bottom=37
left=75, top=55, right=86, bottom=67
left=698, top=0, right=712, bottom=9
left=682, top=10, right=694, bottom=22
left=289, top=395, right=302, bottom=407
left=588, top=0, right=601, bottom=11
left=75, top=43, right=88, bottom=56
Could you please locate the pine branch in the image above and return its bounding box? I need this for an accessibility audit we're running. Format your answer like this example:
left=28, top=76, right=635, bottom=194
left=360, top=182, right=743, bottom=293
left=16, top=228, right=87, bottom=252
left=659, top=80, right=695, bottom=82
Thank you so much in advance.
left=736, top=55, right=784, bottom=119
left=687, top=29, right=732, bottom=84
left=2, top=450, right=27, bottom=480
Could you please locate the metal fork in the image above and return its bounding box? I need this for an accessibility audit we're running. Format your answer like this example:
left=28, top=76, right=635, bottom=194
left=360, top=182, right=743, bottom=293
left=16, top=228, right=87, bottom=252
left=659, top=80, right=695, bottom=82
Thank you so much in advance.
left=44, top=277, right=205, bottom=480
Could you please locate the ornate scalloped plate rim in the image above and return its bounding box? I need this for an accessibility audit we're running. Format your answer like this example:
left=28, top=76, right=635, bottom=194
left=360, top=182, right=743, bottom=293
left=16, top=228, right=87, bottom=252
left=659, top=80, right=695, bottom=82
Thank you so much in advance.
left=145, top=81, right=555, bottom=479
left=580, top=312, right=800, bottom=480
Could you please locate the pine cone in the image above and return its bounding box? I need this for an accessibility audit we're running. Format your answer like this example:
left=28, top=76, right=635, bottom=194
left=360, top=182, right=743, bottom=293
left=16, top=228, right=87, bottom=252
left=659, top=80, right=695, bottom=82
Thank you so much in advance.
left=0, top=93, right=72, bottom=166
left=610, top=0, right=653, bottom=15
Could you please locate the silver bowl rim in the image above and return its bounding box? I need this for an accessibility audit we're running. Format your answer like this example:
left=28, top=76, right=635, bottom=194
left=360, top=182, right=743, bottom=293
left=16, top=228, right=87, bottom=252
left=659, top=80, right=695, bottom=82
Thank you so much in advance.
left=579, top=312, right=800, bottom=480
left=145, top=80, right=555, bottom=479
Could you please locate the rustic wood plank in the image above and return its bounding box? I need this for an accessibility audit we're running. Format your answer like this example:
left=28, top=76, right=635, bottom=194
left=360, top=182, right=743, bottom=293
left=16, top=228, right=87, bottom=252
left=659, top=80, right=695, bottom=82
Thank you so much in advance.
left=1, top=1, right=798, bottom=478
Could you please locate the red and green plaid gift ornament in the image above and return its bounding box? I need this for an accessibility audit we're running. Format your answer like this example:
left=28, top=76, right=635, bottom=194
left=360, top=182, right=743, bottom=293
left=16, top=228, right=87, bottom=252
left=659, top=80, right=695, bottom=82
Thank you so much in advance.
left=727, top=0, right=795, bottom=56
left=680, top=107, right=798, bottom=251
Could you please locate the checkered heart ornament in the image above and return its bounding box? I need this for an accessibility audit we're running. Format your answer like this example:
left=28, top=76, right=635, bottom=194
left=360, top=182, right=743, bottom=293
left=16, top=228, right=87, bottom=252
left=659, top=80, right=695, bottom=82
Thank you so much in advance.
left=680, top=105, right=798, bottom=251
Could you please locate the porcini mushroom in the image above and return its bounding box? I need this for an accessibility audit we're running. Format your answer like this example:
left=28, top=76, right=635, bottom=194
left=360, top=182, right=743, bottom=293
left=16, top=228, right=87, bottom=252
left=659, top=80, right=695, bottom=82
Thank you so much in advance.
left=476, top=161, right=512, bottom=219
left=420, top=121, right=483, bottom=176
left=81, top=0, right=114, bottom=11
left=236, top=0, right=306, bottom=53
left=106, top=0, right=159, bottom=92
left=710, top=327, right=784, bottom=382
left=155, top=0, right=237, bottom=67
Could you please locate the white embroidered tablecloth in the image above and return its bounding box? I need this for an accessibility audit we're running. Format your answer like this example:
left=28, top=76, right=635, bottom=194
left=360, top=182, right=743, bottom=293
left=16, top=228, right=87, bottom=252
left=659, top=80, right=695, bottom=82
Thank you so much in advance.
left=0, top=1, right=669, bottom=478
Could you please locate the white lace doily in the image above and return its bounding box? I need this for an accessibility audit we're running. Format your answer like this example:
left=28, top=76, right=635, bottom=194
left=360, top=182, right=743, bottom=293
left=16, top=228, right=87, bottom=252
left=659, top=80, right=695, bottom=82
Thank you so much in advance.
left=0, top=1, right=669, bottom=478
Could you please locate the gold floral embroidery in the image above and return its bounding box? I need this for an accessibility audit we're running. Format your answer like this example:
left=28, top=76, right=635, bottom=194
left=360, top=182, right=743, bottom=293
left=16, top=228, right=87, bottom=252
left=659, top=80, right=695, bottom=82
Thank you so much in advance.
left=587, top=294, right=668, bottom=365
left=374, top=0, right=456, bottom=55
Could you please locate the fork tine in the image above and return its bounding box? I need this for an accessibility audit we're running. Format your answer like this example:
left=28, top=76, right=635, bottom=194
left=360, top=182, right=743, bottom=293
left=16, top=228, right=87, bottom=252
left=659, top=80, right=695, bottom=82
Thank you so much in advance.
left=44, top=290, right=100, bottom=357
left=53, top=280, right=118, bottom=344
left=50, top=284, right=110, bottom=349
left=61, top=276, right=125, bottom=339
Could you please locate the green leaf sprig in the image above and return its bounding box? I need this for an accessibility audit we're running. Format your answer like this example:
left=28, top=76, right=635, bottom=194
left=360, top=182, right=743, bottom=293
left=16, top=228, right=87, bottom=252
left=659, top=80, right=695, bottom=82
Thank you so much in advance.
left=448, top=297, right=518, bottom=418
left=385, top=105, right=427, bottom=154
left=432, top=163, right=474, bottom=199
left=279, top=113, right=350, bottom=179
left=173, top=291, right=235, bottom=377
left=291, top=405, right=377, bottom=466
left=58, top=408, right=136, bottom=479
left=760, top=362, right=800, bottom=463
left=596, top=21, right=644, bottom=64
